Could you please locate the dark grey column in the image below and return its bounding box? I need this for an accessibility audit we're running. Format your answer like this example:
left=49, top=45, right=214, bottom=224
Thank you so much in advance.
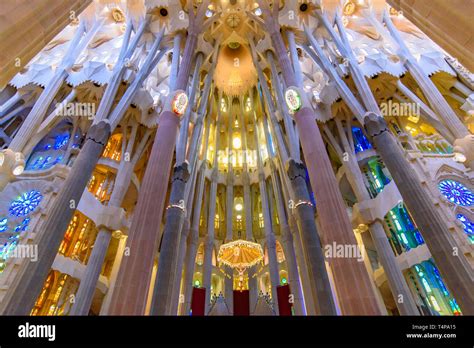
left=1, top=121, right=111, bottom=315
left=286, top=159, right=337, bottom=315
left=150, top=163, right=190, bottom=315
left=364, top=113, right=474, bottom=314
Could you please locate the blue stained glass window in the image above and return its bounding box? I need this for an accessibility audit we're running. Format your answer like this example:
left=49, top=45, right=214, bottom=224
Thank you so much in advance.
left=0, top=217, right=7, bottom=233
left=352, top=127, right=373, bottom=153
left=456, top=214, right=474, bottom=243
left=438, top=180, right=474, bottom=206
left=9, top=190, right=43, bottom=217
left=26, top=121, right=83, bottom=171
left=54, top=134, right=70, bottom=150
left=14, top=218, right=30, bottom=233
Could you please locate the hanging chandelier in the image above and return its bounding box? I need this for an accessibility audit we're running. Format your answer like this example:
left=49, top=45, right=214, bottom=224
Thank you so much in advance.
left=217, top=239, right=264, bottom=275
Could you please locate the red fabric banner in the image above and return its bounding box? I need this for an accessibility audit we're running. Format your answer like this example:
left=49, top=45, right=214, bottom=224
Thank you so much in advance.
left=233, top=290, right=250, bottom=316
left=191, top=287, right=206, bottom=316
left=277, top=284, right=293, bottom=316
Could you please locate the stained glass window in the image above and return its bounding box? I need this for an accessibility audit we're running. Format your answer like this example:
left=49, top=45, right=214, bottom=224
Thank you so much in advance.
left=9, top=190, right=43, bottom=217
left=352, top=126, right=373, bottom=153
left=438, top=180, right=474, bottom=206
left=456, top=214, right=474, bottom=243
left=0, top=217, right=8, bottom=233
left=26, top=121, right=82, bottom=171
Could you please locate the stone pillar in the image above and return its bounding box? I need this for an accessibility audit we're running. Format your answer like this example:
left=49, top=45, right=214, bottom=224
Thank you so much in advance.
left=108, top=111, right=180, bottom=315
left=203, top=176, right=218, bottom=314
left=271, top=168, right=305, bottom=315
left=108, top=8, right=207, bottom=310
left=333, top=118, right=419, bottom=315
left=150, top=163, right=190, bottom=315
left=1, top=121, right=110, bottom=315
left=258, top=176, right=280, bottom=315
left=364, top=112, right=474, bottom=314
left=180, top=128, right=211, bottom=315
left=262, top=12, right=382, bottom=313
left=99, top=233, right=127, bottom=314
left=224, top=114, right=234, bottom=310
left=293, top=108, right=381, bottom=314
left=180, top=227, right=199, bottom=315
left=253, top=118, right=280, bottom=314
left=70, top=226, right=113, bottom=315
left=169, top=219, right=190, bottom=315
left=70, top=125, right=147, bottom=315
left=224, top=180, right=234, bottom=311
left=286, top=159, right=337, bottom=315
left=243, top=175, right=258, bottom=313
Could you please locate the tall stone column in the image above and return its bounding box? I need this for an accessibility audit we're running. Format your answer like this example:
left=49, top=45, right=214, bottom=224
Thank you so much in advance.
left=237, top=104, right=258, bottom=313
left=109, top=23, right=205, bottom=314
left=108, top=111, right=180, bottom=315
left=70, top=226, right=113, bottom=315
left=292, top=108, right=381, bottom=314
left=254, top=3, right=382, bottom=312
left=253, top=118, right=280, bottom=314
left=180, top=166, right=206, bottom=315
left=254, top=57, right=330, bottom=315
left=224, top=114, right=234, bottom=311
left=258, top=175, right=280, bottom=315
left=150, top=163, right=190, bottom=315
left=271, top=167, right=305, bottom=315
left=331, top=118, right=419, bottom=315
left=202, top=114, right=220, bottom=314
left=203, top=173, right=218, bottom=314
left=152, top=56, right=212, bottom=315
left=224, top=179, right=234, bottom=311
left=169, top=219, right=190, bottom=315
left=364, top=113, right=474, bottom=314
left=1, top=121, right=110, bottom=315
left=70, top=126, right=150, bottom=315
left=260, top=105, right=305, bottom=315
left=286, top=159, right=338, bottom=315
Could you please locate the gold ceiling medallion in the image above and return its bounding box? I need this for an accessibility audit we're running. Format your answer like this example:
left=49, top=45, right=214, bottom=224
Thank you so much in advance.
left=226, top=13, right=241, bottom=29
left=343, top=1, right=357, bottom=16
left=111, top=8, right=125, bottom=23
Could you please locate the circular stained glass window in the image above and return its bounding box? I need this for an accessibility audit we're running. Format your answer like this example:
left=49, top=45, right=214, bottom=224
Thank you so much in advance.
left=9, top=190, right=43, bottom=217
left=438, top=180, right=474, bottom=206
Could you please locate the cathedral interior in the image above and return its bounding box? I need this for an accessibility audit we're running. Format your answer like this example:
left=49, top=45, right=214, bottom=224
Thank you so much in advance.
left=0, top=0, right=473, bottom=317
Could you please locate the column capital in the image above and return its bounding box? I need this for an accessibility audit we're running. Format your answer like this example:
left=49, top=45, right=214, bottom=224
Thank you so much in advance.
left=172, top=161, right=190, bottom=183
left=88, top=120, right=111, bottom=146
left=285, top=158, right=306, bottom=181
left=363, top=112, right=389, bottom=139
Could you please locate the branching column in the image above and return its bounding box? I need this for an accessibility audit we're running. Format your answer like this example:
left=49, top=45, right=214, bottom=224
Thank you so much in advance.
left=109, top=13, right=205, bottom=313
left=254, top=2, right=381, bottom=313
left=1, top=122, right=111, bottom=315
left=364, top=113, right=474, bottom=314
